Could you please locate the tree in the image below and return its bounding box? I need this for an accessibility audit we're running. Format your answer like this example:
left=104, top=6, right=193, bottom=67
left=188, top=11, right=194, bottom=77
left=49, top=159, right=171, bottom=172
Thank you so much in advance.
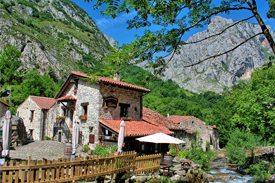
left=86, top=0, right=275, bottom=74
left=0, top=46, right=24, bottom=85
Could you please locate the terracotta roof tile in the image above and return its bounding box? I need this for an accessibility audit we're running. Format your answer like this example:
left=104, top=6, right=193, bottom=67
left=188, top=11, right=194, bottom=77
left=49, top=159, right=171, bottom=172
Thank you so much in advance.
left=143, top=108, right=184, bottom=130
left=0, top=100, right=10, bottom=107
left=168, top=115, right=194, bottom=123
left=71, top=71, right=150, bottom=93
left=99, top=119, right=173, bottom=137
left=57, top=95, right=76, bottom=101
left=30, top=96, right=56, bottom=110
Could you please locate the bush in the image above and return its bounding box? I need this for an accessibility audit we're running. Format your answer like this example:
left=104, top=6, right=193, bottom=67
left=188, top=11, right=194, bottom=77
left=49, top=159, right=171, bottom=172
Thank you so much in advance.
left=245, top=160, right=273, bottom=182
left=169, top=145, right=178, bottom=156
left=93, top=143, right=109, bottom=156
left=111, top=146, right=118, bottom=153
left=178, top=151, right=189, bottom=158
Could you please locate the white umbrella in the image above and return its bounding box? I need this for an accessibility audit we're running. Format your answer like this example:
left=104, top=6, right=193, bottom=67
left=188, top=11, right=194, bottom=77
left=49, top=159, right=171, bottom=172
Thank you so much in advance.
left=117, top=120, right=125, bottom=152
left=72, top=116, right=79, bottom=154
left=136, top=132, right=185, bottom=144
left=2, top=110, right=11, bottom=157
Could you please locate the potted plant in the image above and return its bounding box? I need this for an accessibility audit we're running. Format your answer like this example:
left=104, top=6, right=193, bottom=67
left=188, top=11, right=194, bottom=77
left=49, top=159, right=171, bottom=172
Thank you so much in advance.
left=112, top=134, right=116, bottom=140
left=79, top=114, right=87, bottom=120
left=99, top=134, right=102, bottom=140
left=69, top=138, right=72, bottom=142
left=29, top=117, right=32, bottom=121
left=56, top=116, right=65, bottom=121
left=121, top=115, right=131, bottom=121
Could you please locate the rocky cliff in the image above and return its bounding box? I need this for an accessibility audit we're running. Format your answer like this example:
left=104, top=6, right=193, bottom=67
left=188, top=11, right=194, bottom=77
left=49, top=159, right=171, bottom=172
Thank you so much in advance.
left=162, top=16, right=275, bottom=93
left=0, top=0, right=112, bottom=78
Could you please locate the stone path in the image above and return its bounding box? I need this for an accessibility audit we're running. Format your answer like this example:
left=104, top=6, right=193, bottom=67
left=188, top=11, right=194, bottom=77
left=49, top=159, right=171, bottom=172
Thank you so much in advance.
left=10, top=141, right=66, bottom=160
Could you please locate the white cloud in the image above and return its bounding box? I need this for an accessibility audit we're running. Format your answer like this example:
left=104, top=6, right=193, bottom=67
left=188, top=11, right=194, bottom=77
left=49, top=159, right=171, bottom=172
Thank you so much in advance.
left=96, top=11, right=137, bottom=29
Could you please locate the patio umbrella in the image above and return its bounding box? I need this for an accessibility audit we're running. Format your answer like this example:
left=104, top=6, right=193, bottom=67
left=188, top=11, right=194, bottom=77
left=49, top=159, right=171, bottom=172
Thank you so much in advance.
left=117, top=120, right=125, bottom=152
left=136, top=132, right=185, bottom=144
left=2, top=110, right=12, bottom=157
left=72, top=116, right=79, bottom=154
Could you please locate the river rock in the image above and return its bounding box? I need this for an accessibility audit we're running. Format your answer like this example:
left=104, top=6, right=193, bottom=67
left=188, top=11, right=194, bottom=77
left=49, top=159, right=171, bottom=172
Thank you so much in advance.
left=207, top=174, right=214, bottom=182
left=177, top=170, right=186, bottom=176
left=173, top=156, right=181, bottom=162
left=216, top=153, right=226, bottom=159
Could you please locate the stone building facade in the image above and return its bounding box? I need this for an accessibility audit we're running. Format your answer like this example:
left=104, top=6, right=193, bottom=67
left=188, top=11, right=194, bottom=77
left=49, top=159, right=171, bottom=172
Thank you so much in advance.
left=168, top=116, right=219, bottom=150
left=0, top=100, right=10, bottom=117
left=52, top=71, right=151, bottom=147
left=17, top=96, right=56, bottom=140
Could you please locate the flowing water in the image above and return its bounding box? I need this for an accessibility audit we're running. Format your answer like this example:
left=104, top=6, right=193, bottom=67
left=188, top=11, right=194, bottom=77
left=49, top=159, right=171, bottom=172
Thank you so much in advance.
left=209, top=158, right=255, bottom=183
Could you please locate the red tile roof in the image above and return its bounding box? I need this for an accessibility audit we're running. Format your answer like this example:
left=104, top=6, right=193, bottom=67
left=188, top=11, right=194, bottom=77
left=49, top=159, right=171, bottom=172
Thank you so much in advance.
left=30, top=96, right=56, bottom=110
left=99, top=118, right=173, bottom=137
left=0, top=100, right=10, bottom=107
left=143, top=108, right=184, bottom=130
left=57, top=95, right=76, bottom=101
left=168, top=115, right=194, bottom=123
left=71, top=71, right=150, bottom=93
left=206, top=125, right=219, bottom=130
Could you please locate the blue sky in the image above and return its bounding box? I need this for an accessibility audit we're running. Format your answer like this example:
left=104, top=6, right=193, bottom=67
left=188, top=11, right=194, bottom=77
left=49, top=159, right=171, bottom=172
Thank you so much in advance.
left=72, top=0, right=274, bottom=46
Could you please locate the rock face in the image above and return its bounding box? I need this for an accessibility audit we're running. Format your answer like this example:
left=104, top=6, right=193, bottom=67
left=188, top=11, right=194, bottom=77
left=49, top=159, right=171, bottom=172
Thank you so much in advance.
left=0, top=0, right=112, bottom=79
left=161, top=16, right=275, bottom=93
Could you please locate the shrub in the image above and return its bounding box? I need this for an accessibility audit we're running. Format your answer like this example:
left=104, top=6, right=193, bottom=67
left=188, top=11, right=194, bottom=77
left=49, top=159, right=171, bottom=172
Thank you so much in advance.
left=169, top=145, right=178, bottom=156
left=111, top=146, right=118, bottom=153
left=178, top=151, right=189, bottom=158
left=94, top=143, right=109, bottom=156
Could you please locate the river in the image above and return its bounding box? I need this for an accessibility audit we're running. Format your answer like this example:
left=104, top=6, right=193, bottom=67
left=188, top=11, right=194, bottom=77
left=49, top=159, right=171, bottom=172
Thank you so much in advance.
left=208, top=158, right=255, bottom=183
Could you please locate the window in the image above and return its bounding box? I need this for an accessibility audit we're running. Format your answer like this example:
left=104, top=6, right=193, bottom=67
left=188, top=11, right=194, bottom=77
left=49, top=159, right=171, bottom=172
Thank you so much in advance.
left=119, top=103, right=130, bottom=117
left=62, top=107, right=67, bottom=117
left=83, top=105, right=87, bottom=115
left=103, top=97, right=118, bottom=108
left=29, top=110, right=34, bottom=121
left=81, top=102, right=89, bottom=116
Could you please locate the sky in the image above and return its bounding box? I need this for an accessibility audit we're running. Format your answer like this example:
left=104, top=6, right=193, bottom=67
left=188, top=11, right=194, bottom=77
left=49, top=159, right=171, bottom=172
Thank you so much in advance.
left=72, top=0, right=274, bottom=47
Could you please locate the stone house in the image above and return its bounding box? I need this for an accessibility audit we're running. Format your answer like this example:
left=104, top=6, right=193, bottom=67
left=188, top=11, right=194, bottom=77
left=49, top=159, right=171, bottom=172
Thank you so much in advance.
left=0, top=100, right=10, bottom=117
left=17, top=96, right=56, bottom=140
left=168, top=115, right=219, bottom=150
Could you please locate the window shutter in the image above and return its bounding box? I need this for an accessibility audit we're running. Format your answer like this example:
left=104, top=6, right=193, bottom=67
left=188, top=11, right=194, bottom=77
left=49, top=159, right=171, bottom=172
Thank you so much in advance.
left=89, top=134, right=95, bottom=144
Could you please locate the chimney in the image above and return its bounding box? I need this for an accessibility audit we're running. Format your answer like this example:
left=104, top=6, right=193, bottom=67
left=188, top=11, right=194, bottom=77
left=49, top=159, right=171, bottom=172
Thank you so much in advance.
left=167, top=113, right=169, bottom=117
left=113, top=72, right=120, bottom=81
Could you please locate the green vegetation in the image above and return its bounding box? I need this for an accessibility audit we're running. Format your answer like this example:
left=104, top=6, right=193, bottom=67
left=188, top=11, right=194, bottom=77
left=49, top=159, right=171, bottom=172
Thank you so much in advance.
left=206, top=59, right=275, bottom=146
left=0, top=46, right=60, bottom=114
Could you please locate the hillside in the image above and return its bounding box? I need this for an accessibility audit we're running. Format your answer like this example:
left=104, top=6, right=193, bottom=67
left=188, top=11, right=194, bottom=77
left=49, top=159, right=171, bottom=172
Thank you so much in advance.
left=0, top=0, right=112, bottom=79
left=161, top=16, right=275, bottom=93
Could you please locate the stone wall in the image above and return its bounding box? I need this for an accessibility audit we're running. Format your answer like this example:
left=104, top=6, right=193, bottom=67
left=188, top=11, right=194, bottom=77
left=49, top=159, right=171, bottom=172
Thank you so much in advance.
left=174, top=130, right=196, bottom=151
left=178, top=117, right=219, bottom=150
left=17, top=97, right=42, bottom=141
left=46, top=103, right=58, bottom=139
left=99, top=83, right=143, bottom=121
left=0, top=102, right=9, bottom=117
left=59, top=79, right=101, bottom=147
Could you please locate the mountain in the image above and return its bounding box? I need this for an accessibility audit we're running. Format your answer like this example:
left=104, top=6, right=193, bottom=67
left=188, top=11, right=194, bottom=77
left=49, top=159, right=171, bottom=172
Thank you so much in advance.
left=161, top=16, right=275, bottom=93
left=0, top=0, right=112, bottom=78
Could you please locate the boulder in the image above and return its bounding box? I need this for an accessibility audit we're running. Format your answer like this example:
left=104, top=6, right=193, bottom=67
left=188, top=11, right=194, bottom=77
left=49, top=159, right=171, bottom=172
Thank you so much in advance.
left=207, top=174, right=214, bottom=182
left=216, top=153, right=226, bottom=159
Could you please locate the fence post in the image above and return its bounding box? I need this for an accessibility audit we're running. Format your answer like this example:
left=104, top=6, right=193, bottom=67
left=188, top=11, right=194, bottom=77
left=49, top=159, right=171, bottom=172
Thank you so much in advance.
left=27, top=156, right=31, bottom=183
left=133, top=151, right=136, bottom=173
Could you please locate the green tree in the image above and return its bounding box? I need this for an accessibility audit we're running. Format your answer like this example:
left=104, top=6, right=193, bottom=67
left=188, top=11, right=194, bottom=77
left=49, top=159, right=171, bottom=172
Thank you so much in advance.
left=86, top=0, right=275, bottom=74
left=207, top=60, right=275, bottom=145
left=0, top=46, right=24, bottom=85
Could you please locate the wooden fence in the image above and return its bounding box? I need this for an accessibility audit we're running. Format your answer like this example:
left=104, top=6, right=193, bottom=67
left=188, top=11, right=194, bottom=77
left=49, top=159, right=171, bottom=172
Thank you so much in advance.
left=0, top=151, right=161, bottom=183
